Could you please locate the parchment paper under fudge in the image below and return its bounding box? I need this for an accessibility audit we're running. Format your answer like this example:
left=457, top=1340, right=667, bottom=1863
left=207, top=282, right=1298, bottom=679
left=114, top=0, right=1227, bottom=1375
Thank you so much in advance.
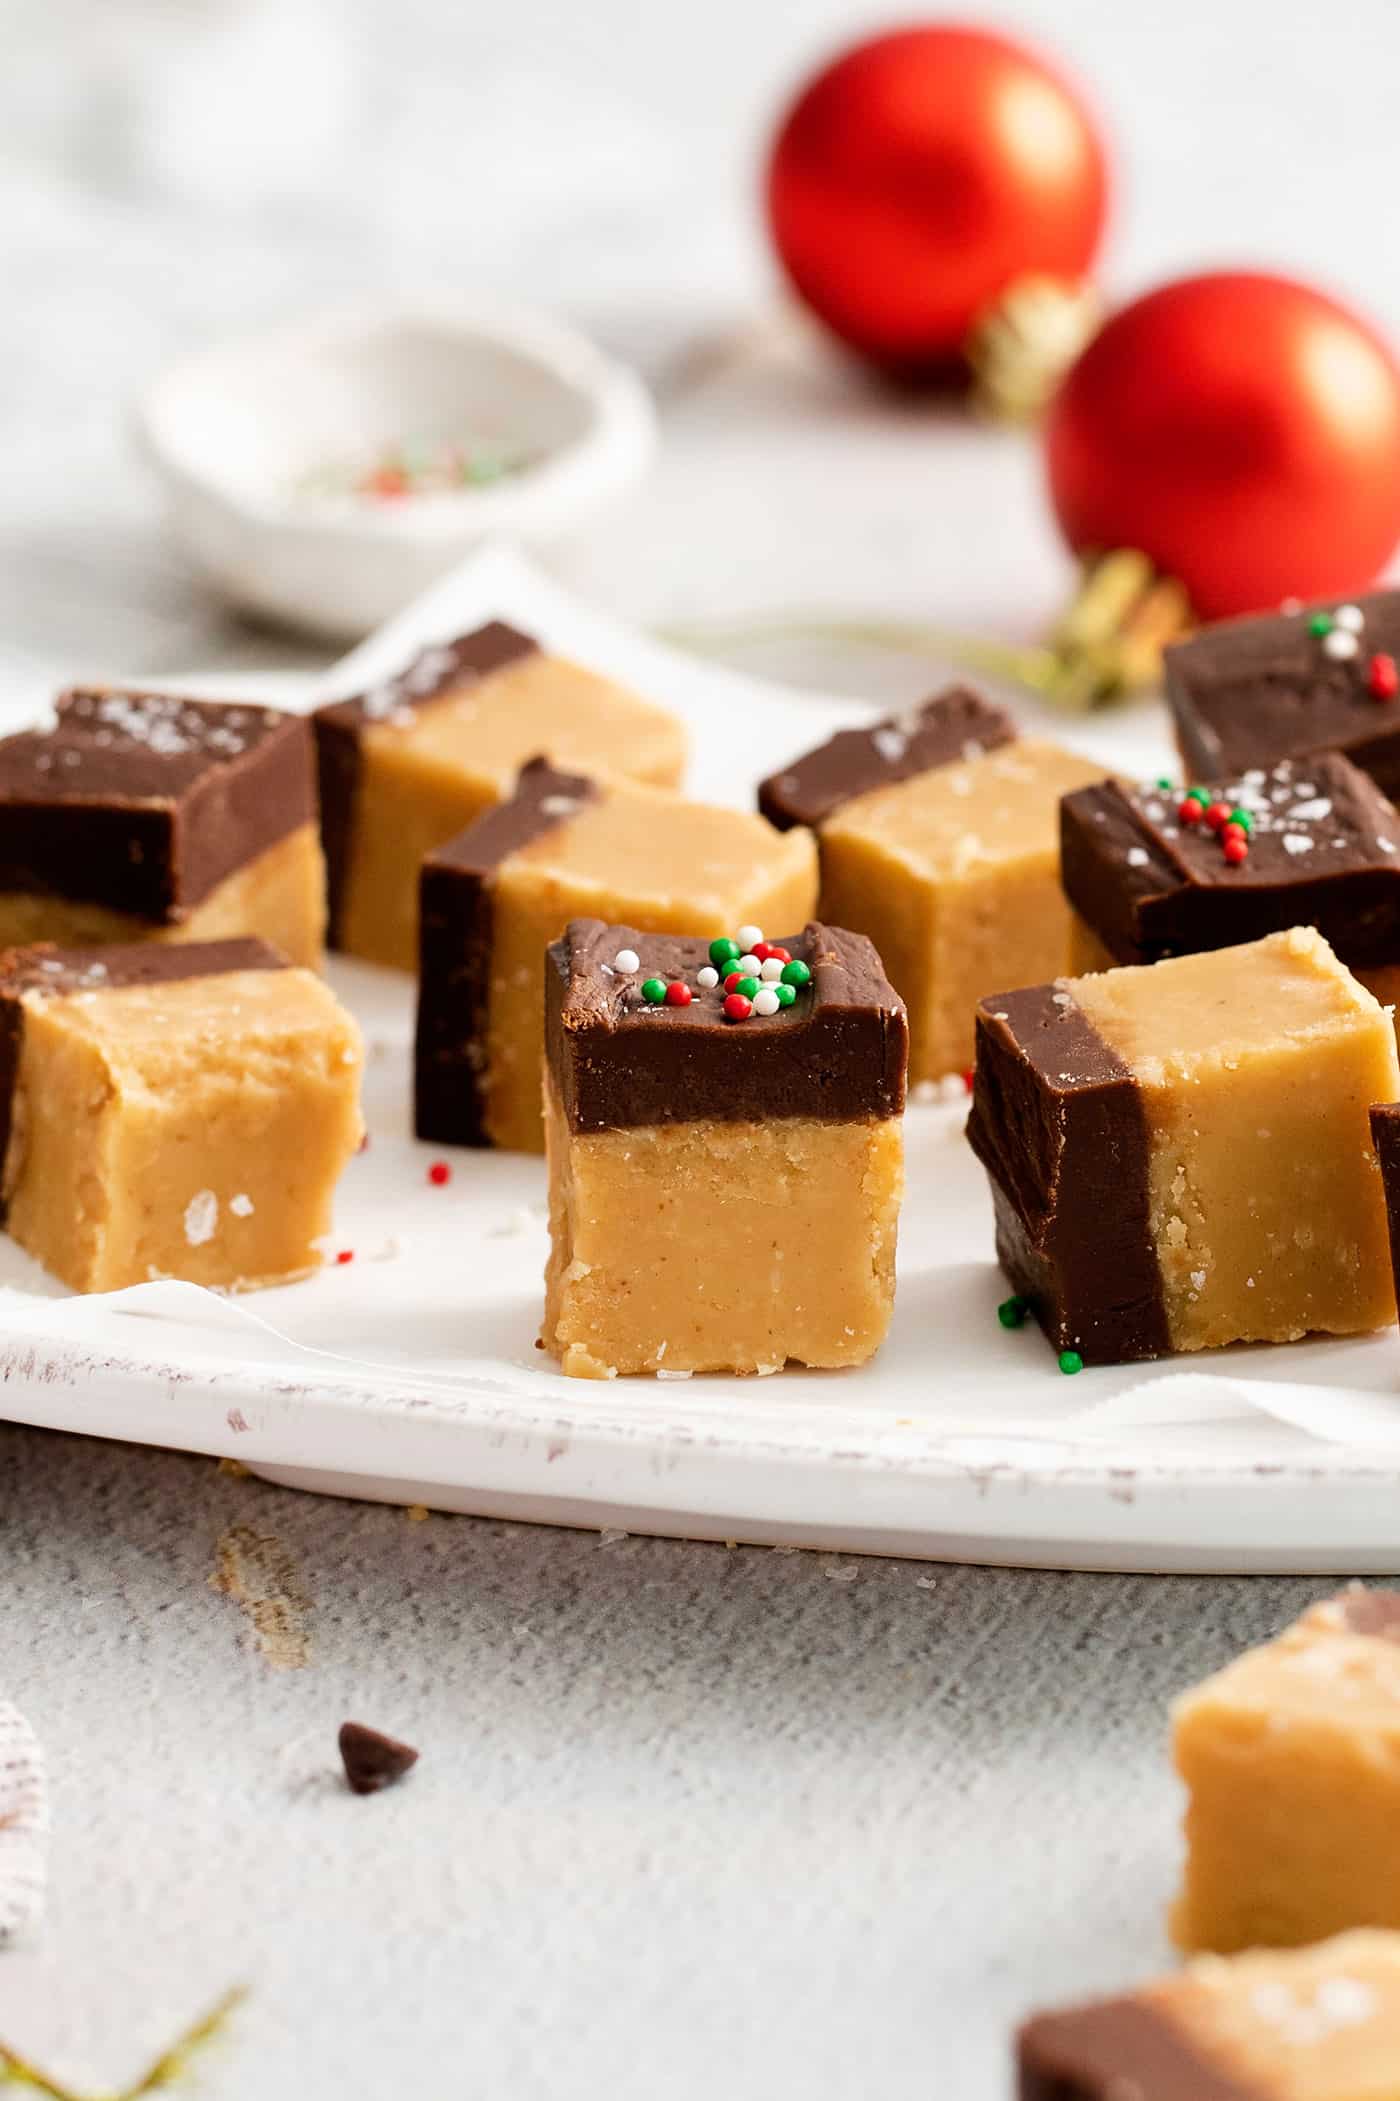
left=314, top=621, right=687, bottom=970
left=0, top=938, right=362, bottom=1293
left=540, top=918, right=907, bottom=1379
left=0, top=687, right=324, bottom=964
left=1166, top=588, right=1400, bottom=801
left=757, top=687, right=1102, bottom=1082
left=966, top=928, right=1398, bottom=1366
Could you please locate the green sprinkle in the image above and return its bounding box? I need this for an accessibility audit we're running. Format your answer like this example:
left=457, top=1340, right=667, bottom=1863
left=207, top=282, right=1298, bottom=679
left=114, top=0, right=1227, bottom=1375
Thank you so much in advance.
left=733, top=975, right=760, bottom=1000
left=1186, top=787, right=1210, bottom=807
left=1058, top=1348, right=1084, bottom=1376
left=773, top=982, right=797, bottom=1007
left=1155, top=776, right=1173, bottom=793
left=781, top=959, right=812, bottom=988
left=1228, top=806, right=1253, bottom=832
left=709, top=937, right=741, bottom=968
left=1308, top=611, right=1334, bottom=637
left=640, top=978, right=667, bottom=1004
left=997, top=1295, right=1029, bottom=1330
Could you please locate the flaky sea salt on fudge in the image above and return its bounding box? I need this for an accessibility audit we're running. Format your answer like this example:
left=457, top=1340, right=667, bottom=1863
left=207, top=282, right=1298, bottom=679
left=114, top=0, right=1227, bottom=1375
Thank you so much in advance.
left=0, top=687, right=324, bottom=965
left=314, top=621, right=687, bottom=970
left=1019, top=1930, right=1400, bottom=2099
left=966, top=927, right=1399, bottom=1365
left=1171, top=1590, right=1400, bottom=1955
left=758, top=687, right=1102, bottom=1082
left=541, top=918, right=907, bottom=1378
left=0, top=939, right=362, bottom=1293
left=414, top=760, right=817, bottom=1154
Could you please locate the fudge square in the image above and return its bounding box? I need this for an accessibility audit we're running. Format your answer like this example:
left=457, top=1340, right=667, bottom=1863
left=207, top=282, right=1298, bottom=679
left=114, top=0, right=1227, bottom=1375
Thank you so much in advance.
left=1062, top=752, right=1400, bottom=1014
left=0, top=687, right=324, bottom=965
left=1171, top=1590, right=1400, bottom=1956
left=541, top=919, right=907, bottom=1378
left=965, top=927, right=1399, bottom=1365
left=0, top=938, right=362, bottom=1293
left=1019, top=1930, right=1400, bottom=2099
left=314, top=621, right=687, bottom=970
left=1167, top=587, right=1400, bottom=804
left=416, top=761, right=818, bottom=1153
left=757, top=687, right=1103, bottom=1082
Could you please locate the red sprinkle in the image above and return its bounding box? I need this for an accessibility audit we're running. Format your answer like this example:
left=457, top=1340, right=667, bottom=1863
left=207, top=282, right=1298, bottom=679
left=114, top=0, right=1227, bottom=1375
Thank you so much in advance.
left=1220, top=822, right=1248, bottom=849
left=961, top=1069, right=975, bottom=1094
left=724, top=970, right=748, bottom=992
left=664, top=980, right=692, bottom=1006
left=1204, top=801, right=1232, bottom=832
left=1222, top=835, right=1249, bottom=866
left=1370, top=652, right=1399, bottom=701
left=723, top=992, right=753, bottom=1022
left=427, top=1161, right=451, bottom=1187
left=766, top=946, right=792, bottom=963
left=364, top=466, right=409, bottom=500
left=336, top=1249, right=355, bottom=1265
left=750, top=943, right=777, bottom=962
left=1178, top=798, right=1204, bottom=825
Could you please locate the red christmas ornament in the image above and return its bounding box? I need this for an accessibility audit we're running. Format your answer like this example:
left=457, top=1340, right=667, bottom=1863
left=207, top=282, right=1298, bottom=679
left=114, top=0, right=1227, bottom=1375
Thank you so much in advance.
left=765, top=24, right=1109, bottom=374
left=1046, top=272, right=1400, bottom=622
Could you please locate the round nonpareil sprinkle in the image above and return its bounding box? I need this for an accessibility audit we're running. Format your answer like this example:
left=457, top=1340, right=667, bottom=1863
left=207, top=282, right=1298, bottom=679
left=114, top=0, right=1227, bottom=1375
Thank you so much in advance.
left=752, top=987, right=781, bottom=1016
left=336, top=1249, right=355, bottom=1265
left=1178, top=797, right=1204, bottom=825
left=962, top=1069, right=975, bottom=1092
left=1223, top=835, right=1249, bottom=865
left=998, top=1295, right=1028, bottom=1329
left=735, top=953, right=762, bottom=976
left=696, top=966, right=720, bottom=989
left=709, top=937, right=741, bottom=968
left=774, top=983, right=797, bottom=1007
left=1228, top=806, right=1253, bottom=832
left=1308, top=611, right=1334, bottom=637
left=780, top=959, right=811, bottom=988
left=1370, top=653, right=1399, bottom=701
left=736, top=925, right=763, bottom=951
left=613, top=948, right=640, bottom=973
left=759, top=958, right=785, bottom=982
left=1058, top=1349, right=1084, bottom=1375
left=1324, top=627, right=1359, bottom=660
left=731, top=974, right=760, bottom=1000
left=1335, top=603, right=1365, bottom=632
left=1204, top=800, right=1232, bottom=832
left=640, top=978, right=668, bottom=1005
left=427, top=1161, right=451, bottom=1187
left=723, top=992, right=753, bottom=1021
left=664, top=981, right=692, bottom=1007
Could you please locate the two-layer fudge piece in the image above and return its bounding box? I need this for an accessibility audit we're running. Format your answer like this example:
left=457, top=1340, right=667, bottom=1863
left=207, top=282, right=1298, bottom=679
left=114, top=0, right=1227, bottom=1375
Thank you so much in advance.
left=414, top=761, right=817, bottom=1152
left=1167, top=588, right=1400, bottom=803
left=541, top=919, right=907, bottom=1378
left=0, top=688, right=324, bottom=965
left=0, top=939, right=362, bottom=1293
left=313, top=622, right=688, bottom=969
left=1019, top=1930, right=1400, bottom=2099
left=757, top=688, right=1103, bottom=1081
left=1062, top=751, right=1400, bottom=1011
left=966, top=928, right=1399, bottom=1365
left=1172, top=1588, right=1400, bottom=1955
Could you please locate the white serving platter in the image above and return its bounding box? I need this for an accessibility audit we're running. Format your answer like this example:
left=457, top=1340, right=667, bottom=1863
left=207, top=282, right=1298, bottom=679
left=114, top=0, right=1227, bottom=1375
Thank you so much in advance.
left=6, top=545, right=1400, bottom=1572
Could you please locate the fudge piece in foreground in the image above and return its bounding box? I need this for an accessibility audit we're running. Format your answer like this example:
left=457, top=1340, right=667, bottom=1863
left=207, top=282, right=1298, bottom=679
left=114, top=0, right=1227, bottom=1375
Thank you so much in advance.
left=0, top=939, right=362, bottom=1292
left=1020, top=1930, right=1400, bottom=2099
left=542, top=919, right=907, bottom=1378
left=415, top=761, right=818, bottom=1152
left=314, top=622, right=687, bottom=969
left=1172, top=1589, right=1400, bottom=1954
left=0, top=687, right=324, bottom=965
left=966, top=927, right=1398, bottom=1365
left=758, top=688, right=1102, bottom=1081
left=1062, top=753, right=1400, bottom=1016
left=1167, top=588, right=1400, bottom=803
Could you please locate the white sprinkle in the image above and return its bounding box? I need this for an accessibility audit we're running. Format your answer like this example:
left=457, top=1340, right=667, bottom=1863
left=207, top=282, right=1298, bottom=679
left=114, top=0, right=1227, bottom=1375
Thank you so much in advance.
left=540, top=795, right=580, bottom=817
left=911, top=1080, right=940, bottom=1104
left=1126, top=847, right=1149, bottom=867
left=1052, top=991, right=1072, bottom=1006
left=1335, top=603, right=1366, bottom=633
left=1314, top=1975, right=1376, bottom=2024
left=1246, top=1276, right=1255, bottom=1288
left=936, top=1074, right=966, bottom=1104
left=1244, top=768, right=1266, bottom=786
left=759, top=958, right=785, bottom=982
left=1290, top=797, right=1332, bottom=822
left=183, top=1191, right=218, bottom=1246
left=736, top=925, right=763, bottom=950
left=613, top=948, right=640, bottom=974
left=735, top=954, right=762, bottom=975
left=753, top=987, right=781, bottom=1016
left=871, top=727, right=907, bottom=764
left=696, top=966, right=719, bottom=989
left=1324, top=627, right=1359, bottom=660
left=229, top=1193, right=254, bottom=1218
left=1282, top=833, right=1315, bottom=855
left=1380, top=838, right=1397, bottom=855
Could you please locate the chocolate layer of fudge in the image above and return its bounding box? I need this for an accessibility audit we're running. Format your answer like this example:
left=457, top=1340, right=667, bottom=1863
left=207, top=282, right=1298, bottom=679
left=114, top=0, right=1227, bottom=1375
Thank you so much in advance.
left=1172, top=1590, right=1400, bottom=1955
left=0, top=938, right=362, bottom=1292
left=415, top=761, right=818, bottom=1153
left=1020, top=1930, right=1400, bottom=2098
left=1166, top=588, right=1400, bottom=802
left=0, top=687, right=323, bottom=965
left=313, top=622, right=687, bottom=970
left=1370, top=1105, right=1400, bottom=1317
left=758, top=688, right=1103, bottom=1082
left=541, top=918, right=907, bottom=1378
left=1062, top=754, right=1400, bottom=1018
left=966, top=928, right=1398, bottom=1364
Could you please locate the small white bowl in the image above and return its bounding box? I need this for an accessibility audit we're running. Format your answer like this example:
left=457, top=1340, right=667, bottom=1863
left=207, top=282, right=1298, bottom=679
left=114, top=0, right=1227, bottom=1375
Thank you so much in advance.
left=135, top=298, right=657, bottom=639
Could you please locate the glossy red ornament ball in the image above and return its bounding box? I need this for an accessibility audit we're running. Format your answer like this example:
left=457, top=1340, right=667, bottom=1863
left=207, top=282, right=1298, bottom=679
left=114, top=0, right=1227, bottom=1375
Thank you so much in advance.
left=1046, top=272, right=1400, bottom=621
left=766, top=24, right=1109, bottom=372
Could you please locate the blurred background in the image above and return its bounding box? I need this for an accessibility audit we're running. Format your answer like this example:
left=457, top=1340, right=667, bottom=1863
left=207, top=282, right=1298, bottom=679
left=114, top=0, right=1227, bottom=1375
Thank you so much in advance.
left=4, top=0, right=1399, bottom=692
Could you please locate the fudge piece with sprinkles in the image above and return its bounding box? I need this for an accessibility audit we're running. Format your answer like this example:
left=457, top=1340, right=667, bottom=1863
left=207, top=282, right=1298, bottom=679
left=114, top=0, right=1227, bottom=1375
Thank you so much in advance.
left=313, top=622, right=687, bottom=969
left=966, top=928, right=1398, bottom=1366
left=1171, top=1591, right=1400, bottom=1955
left=414, top=762, right=817, bottom=1152
left=540, top=918, right=907, bottom=1378
left=1166, top=588, right=1400, bottom=803
left=1019, top=1929, right=1400, bottom=2098
left=758, top=687, right=1102, bottom=1082
left=0, top=938, right=362, bottom=1293
left=0, top=687, right=324, bottom=965
left=1062, top=751, right=1400, bottom=1013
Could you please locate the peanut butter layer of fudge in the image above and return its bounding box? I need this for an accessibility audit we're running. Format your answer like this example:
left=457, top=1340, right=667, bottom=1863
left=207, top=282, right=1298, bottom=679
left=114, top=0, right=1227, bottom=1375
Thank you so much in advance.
left=966, top=928, right=1399, bottom=1365
left=1020, top=1930, right=1400, bottom=2099
left=0, top=939, right=362, bottom=1293
left=1171, top=1590, right=1400, bottom=1956
left=415, top=762, right=818, bottom=1153
left=1167, top=588, right=1400, bottom=803
left=541, top=919, right=907, bottom=1379
left=1062, top=754, right=1400, bottom=1018
left=314, top=622, right=687, bottom=970
left=0, top=687, right=324, bottom=965
left=758, top=687, right=1103, bottom=1082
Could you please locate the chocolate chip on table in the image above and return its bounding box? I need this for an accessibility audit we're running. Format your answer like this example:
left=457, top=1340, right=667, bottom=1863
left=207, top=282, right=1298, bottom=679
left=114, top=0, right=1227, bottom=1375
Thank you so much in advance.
left=338, top=1721, right=419, bottom=1795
